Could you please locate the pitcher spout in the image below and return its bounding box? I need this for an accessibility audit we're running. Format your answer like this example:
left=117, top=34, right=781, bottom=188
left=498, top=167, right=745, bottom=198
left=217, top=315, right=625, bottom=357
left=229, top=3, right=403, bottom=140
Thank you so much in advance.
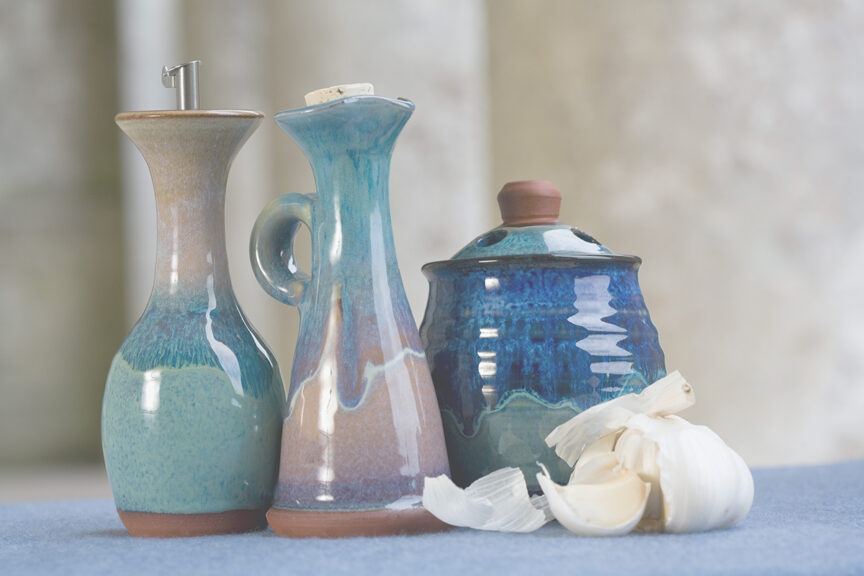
left=274, top=95, right=414, bottom=159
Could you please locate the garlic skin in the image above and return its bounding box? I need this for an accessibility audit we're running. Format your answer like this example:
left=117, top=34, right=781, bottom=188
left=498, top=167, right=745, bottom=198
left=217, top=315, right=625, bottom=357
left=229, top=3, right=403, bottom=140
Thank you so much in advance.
left=422, top=467, right=551, bottom=532
left=614, top=414, right=754, bottom=533
left=422, top=474, right=494, bottom=529
left=537, top=463, right=650, bottom=537
left=546, top=371, right=695, bottom=466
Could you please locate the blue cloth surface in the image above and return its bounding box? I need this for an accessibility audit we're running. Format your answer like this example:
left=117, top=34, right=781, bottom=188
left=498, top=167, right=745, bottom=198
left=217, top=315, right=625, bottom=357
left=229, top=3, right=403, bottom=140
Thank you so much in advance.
left=1, top=461, right=862, bottom=576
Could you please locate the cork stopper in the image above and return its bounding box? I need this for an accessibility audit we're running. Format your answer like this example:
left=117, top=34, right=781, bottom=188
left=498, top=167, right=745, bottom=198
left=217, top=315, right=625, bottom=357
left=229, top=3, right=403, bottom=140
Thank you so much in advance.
left=497, top=180, right=561, bottom=227
left=304, top=83, right=374, bottom=106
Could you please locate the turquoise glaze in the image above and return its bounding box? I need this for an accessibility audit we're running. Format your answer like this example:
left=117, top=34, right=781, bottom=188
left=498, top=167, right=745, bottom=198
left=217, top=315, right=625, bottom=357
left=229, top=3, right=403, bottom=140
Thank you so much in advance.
left=102, top=111, right=284, bottom=521
left=453, top=224, right=612, bottom=259
left=250, top=95, right=449, bottom=532
left=420, top=188, right=666, bottom=492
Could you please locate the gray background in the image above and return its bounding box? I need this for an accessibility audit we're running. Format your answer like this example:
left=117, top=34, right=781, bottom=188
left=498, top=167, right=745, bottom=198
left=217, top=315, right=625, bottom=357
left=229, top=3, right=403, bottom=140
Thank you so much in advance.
left=1, top=0, right=862, bottom=499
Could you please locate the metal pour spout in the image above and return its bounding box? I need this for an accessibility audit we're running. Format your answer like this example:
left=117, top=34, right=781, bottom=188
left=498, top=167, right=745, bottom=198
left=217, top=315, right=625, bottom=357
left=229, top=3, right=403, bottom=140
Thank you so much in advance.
left=162, top=60, right=200, bottom=110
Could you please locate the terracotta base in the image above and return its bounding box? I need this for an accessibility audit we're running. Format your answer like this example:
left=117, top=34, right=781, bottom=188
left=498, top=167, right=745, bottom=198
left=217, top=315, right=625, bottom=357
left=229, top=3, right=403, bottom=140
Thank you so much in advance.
left=266, top=506, right=451, bottom=538
left=118, top=508, right=267, bottom=538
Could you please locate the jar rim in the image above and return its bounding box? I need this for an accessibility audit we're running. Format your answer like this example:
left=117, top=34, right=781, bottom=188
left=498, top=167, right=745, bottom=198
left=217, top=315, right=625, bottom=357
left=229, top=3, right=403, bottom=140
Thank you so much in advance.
left=421, top=252, right=642, bottom=275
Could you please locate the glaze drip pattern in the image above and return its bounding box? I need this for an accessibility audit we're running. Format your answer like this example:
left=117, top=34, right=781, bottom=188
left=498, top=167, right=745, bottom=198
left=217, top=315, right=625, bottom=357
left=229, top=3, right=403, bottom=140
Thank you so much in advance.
left=252, top=96, right=450, bottom=517
left=119, top=298, right=276, bottom=398
left=421, top=257, right=665, bottom=488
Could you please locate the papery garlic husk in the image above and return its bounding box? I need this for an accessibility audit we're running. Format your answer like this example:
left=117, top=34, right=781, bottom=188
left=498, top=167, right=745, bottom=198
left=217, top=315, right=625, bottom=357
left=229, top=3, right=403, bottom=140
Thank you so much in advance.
left=613, top=414, right=754, bottom=533
left=422, top=467, right=551, bottom=532
left=537, top=462, right=651, bottom=537
left=546, top=371, right=695, bottom=466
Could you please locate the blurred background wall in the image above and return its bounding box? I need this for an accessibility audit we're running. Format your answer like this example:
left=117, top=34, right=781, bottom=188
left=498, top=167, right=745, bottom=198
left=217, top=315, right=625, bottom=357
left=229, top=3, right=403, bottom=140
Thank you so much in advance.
left=1, top=0, right=862, bottom=500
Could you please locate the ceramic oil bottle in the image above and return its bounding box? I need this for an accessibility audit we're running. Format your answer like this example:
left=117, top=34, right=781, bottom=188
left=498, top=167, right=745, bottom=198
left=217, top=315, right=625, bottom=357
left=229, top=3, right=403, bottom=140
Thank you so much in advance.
left=102, top=61, right=285, bottom=537
left=250, top=84, right=450, bottom=538
left=420, top=181, right=666, bottom=492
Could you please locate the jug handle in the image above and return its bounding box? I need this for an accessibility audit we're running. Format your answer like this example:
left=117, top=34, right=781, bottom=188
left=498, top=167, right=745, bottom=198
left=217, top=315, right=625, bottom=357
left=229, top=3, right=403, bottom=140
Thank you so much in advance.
left=250, top=193, right=315, bottom=308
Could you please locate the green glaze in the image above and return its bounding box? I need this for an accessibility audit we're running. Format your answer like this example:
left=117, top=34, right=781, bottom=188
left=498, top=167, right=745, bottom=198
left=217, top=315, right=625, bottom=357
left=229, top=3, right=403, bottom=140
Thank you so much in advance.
left=103, top=357, right=283, bottom=513
left=452, top=224, right=614, bottom=260
left=441, top=392, right=578, bottom=492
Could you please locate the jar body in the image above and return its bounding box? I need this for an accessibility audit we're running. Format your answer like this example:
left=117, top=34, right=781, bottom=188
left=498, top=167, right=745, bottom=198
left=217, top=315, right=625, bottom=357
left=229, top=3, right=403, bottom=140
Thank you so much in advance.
left=420, top=256, right=666, bottom=491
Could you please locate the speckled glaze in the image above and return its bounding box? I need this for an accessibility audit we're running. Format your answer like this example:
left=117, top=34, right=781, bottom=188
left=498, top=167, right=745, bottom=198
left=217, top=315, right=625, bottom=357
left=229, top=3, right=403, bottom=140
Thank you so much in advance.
left=420, top=189, right=666, bottom=493
left=102, top=111, right=285, bottom=537
left=452, top=224, right=612, bottom=259
left=250, top=95, right=449, bottom=537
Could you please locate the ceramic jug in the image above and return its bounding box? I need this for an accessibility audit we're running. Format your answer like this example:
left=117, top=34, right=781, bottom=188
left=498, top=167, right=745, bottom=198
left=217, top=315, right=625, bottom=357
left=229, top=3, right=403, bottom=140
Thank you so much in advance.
left=420, top=180, right=666, bottom=492
left=250, top=85, right=450, bottom=538
left=102, top=62, right=285, bottom=537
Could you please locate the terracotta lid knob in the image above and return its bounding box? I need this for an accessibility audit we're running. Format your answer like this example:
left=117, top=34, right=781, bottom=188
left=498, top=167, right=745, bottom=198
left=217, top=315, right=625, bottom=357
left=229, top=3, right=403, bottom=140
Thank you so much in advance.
left=497, top=180, right=561, bottom=227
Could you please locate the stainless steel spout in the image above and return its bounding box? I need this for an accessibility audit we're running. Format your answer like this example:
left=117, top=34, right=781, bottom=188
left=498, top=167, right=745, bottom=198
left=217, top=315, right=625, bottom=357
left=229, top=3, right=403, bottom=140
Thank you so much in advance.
left=161, top=60, right=200, bottom=110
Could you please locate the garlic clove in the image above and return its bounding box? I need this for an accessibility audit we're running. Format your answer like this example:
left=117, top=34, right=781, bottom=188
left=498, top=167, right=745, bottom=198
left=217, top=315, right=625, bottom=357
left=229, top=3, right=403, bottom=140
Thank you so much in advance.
left=614, top=425, right=664, bottom=531
left=568, top=430, right=625, bottom=483
left=537, top=464, right=651, bottom=537
left=422, top=467, right=551, bottom=532
left=616, top=414, right=754, bottom=533
left=569, top=451, right=621, bottom=484
left=546, top=371, right=695, bottom=466
left=578, top=429, right=621, bottom=461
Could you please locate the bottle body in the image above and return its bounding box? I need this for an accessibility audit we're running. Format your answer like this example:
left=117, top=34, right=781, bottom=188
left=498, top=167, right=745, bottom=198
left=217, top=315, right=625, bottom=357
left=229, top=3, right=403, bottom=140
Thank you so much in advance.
left=251, top=96, right=449, bottom=537
left=102, top=299, right=284, bottom=517
left=102, top=111, right=284, bottom=537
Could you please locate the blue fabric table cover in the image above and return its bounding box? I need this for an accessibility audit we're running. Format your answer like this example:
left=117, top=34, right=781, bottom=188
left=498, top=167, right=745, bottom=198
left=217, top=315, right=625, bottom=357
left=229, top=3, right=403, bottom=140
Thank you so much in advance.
left=2, top=460, right=862, bottom=576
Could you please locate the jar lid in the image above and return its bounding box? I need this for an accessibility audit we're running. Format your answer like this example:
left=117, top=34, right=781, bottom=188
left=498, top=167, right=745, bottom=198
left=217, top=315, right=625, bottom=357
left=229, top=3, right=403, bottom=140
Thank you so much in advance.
left=451, top=180, right=625, bottom=260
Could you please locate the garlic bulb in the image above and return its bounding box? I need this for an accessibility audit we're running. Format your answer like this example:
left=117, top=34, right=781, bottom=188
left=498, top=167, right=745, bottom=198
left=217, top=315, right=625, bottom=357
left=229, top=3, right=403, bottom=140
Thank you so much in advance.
left=614, top=414, right=754, bottom=533
left=422, top=467, right=552, bottom=532
left=541, top=372, right=753, bottom=535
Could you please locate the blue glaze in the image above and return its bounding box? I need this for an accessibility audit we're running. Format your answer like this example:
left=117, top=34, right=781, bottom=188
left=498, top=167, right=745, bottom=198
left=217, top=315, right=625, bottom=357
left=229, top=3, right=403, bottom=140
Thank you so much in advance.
left=420, top=253, right=665, bottom=490
left=103, top=112, right=285, bottom=519
left=118, top=291, right=276, bottom=398
left=263, top=96, right=418, bottom=409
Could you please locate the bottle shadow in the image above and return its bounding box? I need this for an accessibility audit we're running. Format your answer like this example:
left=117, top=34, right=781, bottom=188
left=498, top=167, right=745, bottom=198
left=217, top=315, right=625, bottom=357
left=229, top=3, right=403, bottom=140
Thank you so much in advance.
left=79, top=529, right=130, bottom=538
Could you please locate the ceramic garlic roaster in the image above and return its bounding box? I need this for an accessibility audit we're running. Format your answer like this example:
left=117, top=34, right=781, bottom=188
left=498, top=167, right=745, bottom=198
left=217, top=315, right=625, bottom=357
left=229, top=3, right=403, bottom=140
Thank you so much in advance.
left=419, top=180, right=666, bottom=492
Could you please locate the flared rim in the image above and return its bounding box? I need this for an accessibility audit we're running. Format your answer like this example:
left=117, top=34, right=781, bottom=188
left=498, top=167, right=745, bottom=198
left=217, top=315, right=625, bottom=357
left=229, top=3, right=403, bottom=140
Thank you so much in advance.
left=115, top=110, right=263, bottom=122
left=274, top=94, right=414, bottom=122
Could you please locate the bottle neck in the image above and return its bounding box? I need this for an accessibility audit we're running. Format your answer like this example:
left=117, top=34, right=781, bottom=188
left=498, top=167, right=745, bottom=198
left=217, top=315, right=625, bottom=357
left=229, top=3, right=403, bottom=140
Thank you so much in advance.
left=150, top=173, right=233, bottom=304
left=311, top=152, right=397, bottom=272
left=114, top=112, right=262, bottom=307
